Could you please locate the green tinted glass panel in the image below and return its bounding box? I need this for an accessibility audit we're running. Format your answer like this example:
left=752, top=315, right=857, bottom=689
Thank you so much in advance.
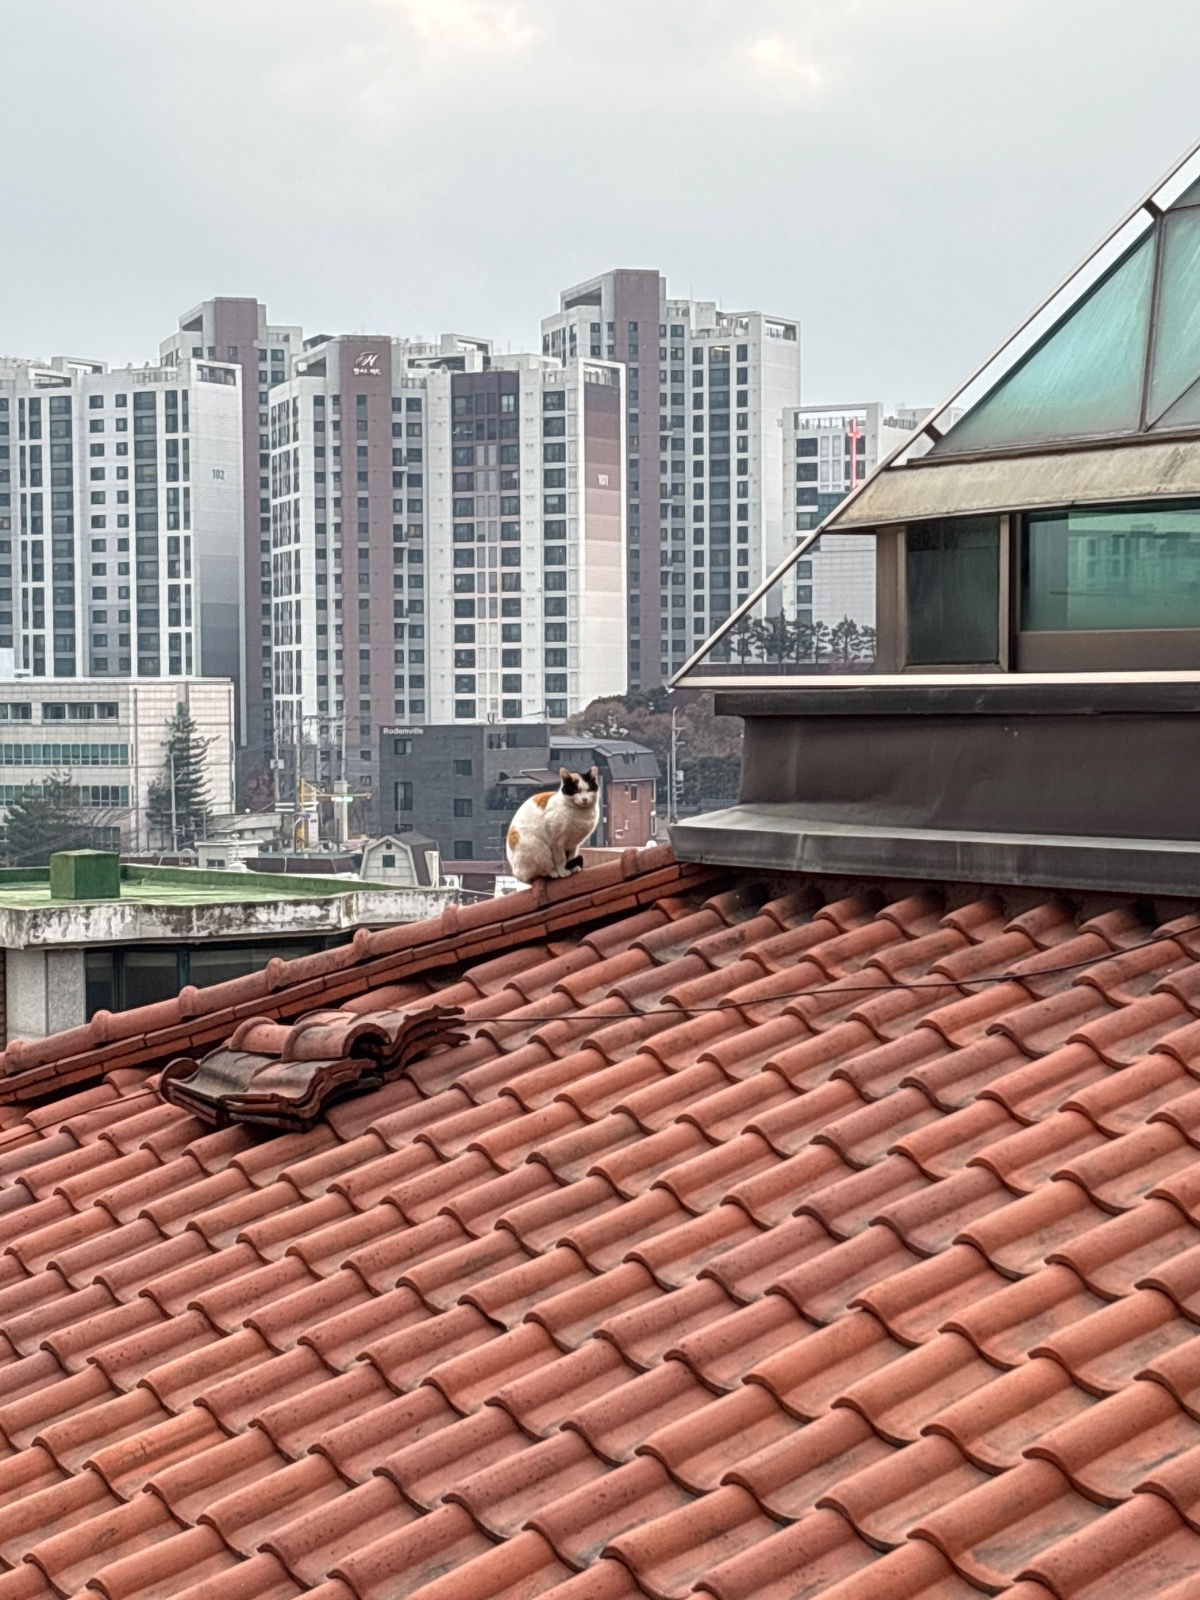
left=907, top=517, right=1000, bottom=665
left=1147, top=209, right=1200, bottom=422
left=1022, top=503, right=1200, bottom=631
left=932, top=231, right=1155, bottom=454
left=1150, top=379, right=1200, bottom=431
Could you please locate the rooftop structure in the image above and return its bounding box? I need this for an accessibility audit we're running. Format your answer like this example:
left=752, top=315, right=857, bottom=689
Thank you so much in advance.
left=0, top=853, right=452, bottom=1046
left=675, top=136, right=1200, bottom=897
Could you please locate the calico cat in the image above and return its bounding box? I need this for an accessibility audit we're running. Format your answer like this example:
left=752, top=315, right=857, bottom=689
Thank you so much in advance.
left=506, top=767, right=600, bottom=883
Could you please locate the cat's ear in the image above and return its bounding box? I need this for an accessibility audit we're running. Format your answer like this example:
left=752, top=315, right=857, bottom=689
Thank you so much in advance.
left=588, top=767, right=599, bottom=780
left=559, top=766, right=571, bottom=781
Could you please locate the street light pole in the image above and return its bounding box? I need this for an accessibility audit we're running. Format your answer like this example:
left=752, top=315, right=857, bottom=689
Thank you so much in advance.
left=668, top=705, right=680, bottom=825
left=168, top=748, right=178, bottom=854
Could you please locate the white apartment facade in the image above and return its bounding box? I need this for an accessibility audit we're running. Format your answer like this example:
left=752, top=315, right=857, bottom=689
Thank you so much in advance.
left=0, top=675, right=234, bottom=851
left=0, top=355, right=244, bottom=698
left=265, top=333, right=626, bottom=810
left=159, top=300, right=305, bottom=776
left=543, top=272, right=801, bottom=686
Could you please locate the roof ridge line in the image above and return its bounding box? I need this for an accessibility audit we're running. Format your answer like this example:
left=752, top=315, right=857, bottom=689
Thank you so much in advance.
left=0, top=848, right=721, bottom=1106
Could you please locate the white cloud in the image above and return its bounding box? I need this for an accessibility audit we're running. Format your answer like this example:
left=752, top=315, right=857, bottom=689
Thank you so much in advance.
left=743, top=32, right=823, bottom=88
left=371, top=0, right=537, bottom=60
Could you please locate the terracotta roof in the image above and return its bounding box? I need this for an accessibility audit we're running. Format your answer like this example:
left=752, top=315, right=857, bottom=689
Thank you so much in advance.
left=0, top=848, right=1199, bottom=1598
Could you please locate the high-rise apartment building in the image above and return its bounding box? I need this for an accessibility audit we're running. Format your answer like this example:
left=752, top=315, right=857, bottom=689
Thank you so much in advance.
left=783, top=404, right=956, bottom=635
left=0, top=354, right=243, bottom=690
left=160, top=299, right=304, bottom=781
left=266, top=334, right=626, bottom=811
left=543, top=272, right=800, bottom=687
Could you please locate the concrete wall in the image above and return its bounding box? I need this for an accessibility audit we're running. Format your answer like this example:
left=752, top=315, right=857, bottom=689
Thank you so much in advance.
left=6, top=948, right=86, bottom=1041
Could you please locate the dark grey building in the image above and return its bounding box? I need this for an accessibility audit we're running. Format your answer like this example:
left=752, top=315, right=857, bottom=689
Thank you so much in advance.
left=380, top=723, right=660, bottom=860
left=380, top=722, right=549, bottom=862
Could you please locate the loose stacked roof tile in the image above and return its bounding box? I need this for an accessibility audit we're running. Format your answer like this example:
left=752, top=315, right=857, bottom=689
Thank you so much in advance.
left=2, top=846, right=1200, bottom=1597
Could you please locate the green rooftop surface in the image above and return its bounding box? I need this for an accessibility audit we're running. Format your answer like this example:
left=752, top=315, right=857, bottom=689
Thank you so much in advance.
left=0, top=863, right=389, bottom=909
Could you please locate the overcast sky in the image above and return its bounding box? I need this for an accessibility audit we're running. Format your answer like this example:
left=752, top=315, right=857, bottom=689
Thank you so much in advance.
left=4, top=0, right=1199, bottom=404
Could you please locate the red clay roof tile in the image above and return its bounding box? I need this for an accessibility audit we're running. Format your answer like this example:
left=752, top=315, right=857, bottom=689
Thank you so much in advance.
left=944, top=1262, right=1104, bottom=1367
left=725, top=1405, right=890, bottom=1522
left=1050, top=1196, right=1200, bottom=1297
left=528, top=1261, right=660, bottom=1350
left=926, top=1354, right=1094, bottom=1470
left=699, top=1214, right=834, bottom=1305
left=772, top=1223, right=918, bottom=1325
left=7, top=859, right=1200, bottom=1599
left=604, top=1483, right=779, bottom=1600
left=822, top=1433, right=989, bottom=1549
left=910, top=1458, right=1105, bottom=1591
left=1021, top=1495, right=1200, bottom=1599
left=1030, top=1374, right=1200, bottom=1503
left=529, top=1455, right=691, bottom=1572
left=1034, top=1287, right=1196, bottom=1395
left=670, top=1294, right=811, bottom=1392
left=852, top=1240, right=1006, bottom=1345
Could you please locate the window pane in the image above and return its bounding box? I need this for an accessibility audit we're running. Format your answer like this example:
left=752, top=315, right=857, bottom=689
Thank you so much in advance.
left=933, top=229, right=1155, bottom=453
left=907, top=516, right=1000, bottom=665
left=1147, top=209, right=1200, bottom=424
left=120, top=950, right=179, bottom=1010
left=1021, top=503, right=1200, bottom=631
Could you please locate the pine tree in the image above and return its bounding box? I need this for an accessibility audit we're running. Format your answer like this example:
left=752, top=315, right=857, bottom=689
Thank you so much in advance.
left=1, top=774, right=91, bottom=866
left=146, top=708, right=212, bottom=848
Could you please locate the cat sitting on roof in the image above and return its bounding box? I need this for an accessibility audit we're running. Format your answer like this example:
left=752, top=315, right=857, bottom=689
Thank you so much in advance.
left=506, top=767, right=600, bottom=883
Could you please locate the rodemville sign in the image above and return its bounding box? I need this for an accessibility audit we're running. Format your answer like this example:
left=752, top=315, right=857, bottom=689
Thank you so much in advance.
left=352, top=351, right=382, bottom=377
